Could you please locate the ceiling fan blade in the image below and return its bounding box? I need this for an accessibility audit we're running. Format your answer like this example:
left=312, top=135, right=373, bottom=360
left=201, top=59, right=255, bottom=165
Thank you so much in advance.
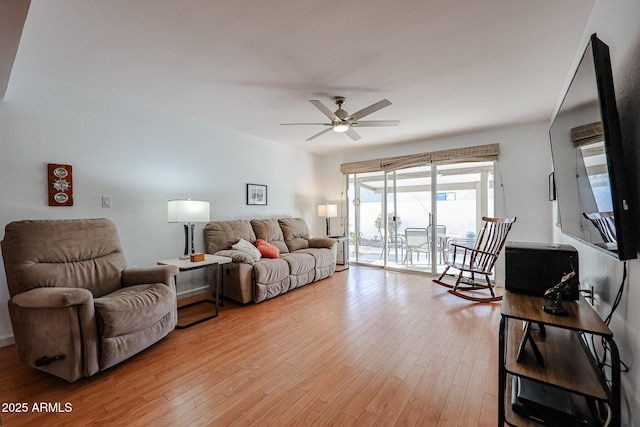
left=353, top=120, right=400, bottom=127
left=345, top=127, right=361, bottom=141
left=281, top=123, right=332, bottom=126
left=349, top=99, right=392, bottom=121
left=306, top=127, right=334, bottom=141
left=310, top=100, right=339, bottom=121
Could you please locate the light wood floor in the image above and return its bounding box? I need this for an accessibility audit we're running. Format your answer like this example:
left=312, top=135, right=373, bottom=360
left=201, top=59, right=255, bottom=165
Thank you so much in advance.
left=0, top=266, right=501, bottom=426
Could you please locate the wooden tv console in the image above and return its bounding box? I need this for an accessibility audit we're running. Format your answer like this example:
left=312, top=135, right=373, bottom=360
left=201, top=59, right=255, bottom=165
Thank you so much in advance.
left=498, top=291, right=620, bottom=426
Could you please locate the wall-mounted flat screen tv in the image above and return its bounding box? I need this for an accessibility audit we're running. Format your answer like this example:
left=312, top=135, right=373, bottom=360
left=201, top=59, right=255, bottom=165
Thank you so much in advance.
left=549, top=34, right=636, bottom=261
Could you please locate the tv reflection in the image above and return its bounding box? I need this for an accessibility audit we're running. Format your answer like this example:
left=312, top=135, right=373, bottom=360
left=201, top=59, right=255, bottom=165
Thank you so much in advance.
left=572, top=127, right=618, bottom=249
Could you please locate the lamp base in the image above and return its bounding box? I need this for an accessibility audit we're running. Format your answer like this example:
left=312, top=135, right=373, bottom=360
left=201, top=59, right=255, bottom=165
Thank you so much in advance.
left=178, top=223, right=196, bottom=260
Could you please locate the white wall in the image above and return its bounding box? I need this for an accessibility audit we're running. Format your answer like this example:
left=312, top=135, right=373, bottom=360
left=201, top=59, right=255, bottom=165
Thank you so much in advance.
left=553, top=1, right=640, bottom=425
left=0, top=71, right=325, bottom=345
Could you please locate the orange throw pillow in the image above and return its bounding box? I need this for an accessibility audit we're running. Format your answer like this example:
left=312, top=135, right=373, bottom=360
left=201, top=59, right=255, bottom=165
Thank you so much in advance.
left=257, top=239, right=280, bottom=259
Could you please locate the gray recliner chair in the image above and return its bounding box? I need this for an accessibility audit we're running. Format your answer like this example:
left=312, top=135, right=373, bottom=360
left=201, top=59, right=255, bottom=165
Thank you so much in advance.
left=1, top=218, right=179, bottom=382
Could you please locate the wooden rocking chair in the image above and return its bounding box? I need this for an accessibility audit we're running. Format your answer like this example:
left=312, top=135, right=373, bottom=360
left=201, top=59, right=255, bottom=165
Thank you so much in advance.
left=433, top=216, right=516, bottom=302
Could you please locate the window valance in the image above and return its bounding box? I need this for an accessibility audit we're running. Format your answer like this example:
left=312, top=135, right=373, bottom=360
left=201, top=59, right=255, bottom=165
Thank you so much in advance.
left=339, top=143, right=500, bottom=175
left=571, top=122, right=603, bottom=147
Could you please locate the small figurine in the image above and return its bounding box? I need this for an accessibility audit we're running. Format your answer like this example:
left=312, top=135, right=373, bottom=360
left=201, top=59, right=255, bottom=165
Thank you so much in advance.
left=542, top=270, right=576, bottom=315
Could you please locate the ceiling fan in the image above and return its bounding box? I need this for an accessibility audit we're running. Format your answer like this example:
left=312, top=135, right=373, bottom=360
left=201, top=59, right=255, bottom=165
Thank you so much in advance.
left=281, top=96, right=400, bottom=141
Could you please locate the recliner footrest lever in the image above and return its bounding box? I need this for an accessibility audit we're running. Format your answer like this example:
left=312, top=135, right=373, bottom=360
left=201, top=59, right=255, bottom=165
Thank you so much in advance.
left=35, top=355, right=65, bottom=366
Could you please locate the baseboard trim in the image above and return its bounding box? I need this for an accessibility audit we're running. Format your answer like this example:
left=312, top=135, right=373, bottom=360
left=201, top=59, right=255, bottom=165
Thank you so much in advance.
left=0, top=334, right=15, bottom=348
left=177, top=285, right=210, bottom=299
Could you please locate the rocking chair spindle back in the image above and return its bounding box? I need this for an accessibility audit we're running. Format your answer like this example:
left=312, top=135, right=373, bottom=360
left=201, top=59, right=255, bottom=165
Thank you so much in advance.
left=434, top=216, right=516, bottom=302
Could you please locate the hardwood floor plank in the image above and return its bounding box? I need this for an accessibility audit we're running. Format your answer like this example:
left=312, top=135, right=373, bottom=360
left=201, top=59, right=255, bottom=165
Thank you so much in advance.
left=457, top=358, right=490, bottom=427
left=436, top=384, right=467, bottom=427
left=354, top=410, right=379, bottom=426
left=376, top=364, right=425, bottom=426
left=276, top=392, right=324, bottom=426
left=329, top=412, right=358, bottom=427
left=315, top=363, right=361, bottom=404
left=341, top=370, right=390, bottom=419
left=258, top=360, right=321, bottom=396
left=201, top=389, right=268, bottom=426
left=246, top=386, right=307, bottom=426
left=308, top=369, right=376, bottom=426
left=417, top=355, right=458, bottom=425
left=0, top=266, right=501, bottom=426
left=364, top=374, right=404, bottom=416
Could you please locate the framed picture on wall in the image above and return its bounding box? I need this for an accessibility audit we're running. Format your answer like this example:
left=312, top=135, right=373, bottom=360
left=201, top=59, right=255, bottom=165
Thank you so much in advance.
left=247, top=184, right=267, bottom=205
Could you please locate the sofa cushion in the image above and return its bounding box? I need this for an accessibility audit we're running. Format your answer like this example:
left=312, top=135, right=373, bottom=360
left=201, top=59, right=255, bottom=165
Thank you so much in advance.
left=204, top=220, right=256, bottom=254
left=298, top=247, right=336, bottom=269
left=257, top=239, right=280, bottom=259
left=280, top=252, right=315, bottom=276
left=94, top=283, right=174, bottom=338
left=232, top=238, right=261, bottom=261
left=278, top=218, right=311, bottom=252
left=251, top=219, right=289, bottom=253
left=253, top=258, right=292, bottom=303
left=253, top=258, right=289, bottom=285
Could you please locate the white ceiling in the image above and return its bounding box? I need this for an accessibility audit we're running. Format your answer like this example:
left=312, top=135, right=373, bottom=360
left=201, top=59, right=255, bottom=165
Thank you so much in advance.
left=12, top=0, right=595, bottom=155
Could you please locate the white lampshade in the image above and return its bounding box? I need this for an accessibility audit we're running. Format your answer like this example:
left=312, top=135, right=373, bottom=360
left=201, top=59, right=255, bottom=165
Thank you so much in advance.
left=317, top=203, right=338, bottom=218
left=167, top=199, right=210, bottom=223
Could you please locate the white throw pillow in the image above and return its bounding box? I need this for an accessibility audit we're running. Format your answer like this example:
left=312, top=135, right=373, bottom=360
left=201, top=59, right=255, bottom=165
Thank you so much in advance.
left=232, top=238, right=261, bottom=261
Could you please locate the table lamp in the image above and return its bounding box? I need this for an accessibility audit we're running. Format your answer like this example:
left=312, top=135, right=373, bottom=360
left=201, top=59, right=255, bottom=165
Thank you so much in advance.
left=167, top=199, right=210, bottom=259
left=317, top=203, right=338, bottom=236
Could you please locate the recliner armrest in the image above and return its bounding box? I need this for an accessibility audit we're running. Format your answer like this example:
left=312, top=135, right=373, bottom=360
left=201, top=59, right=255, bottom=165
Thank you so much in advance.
left=12, top=287, right=93, bottom=308
left=122, top=265, right=179, bottom=288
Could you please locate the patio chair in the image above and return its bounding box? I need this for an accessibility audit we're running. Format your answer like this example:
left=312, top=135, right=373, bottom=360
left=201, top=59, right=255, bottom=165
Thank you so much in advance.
left=427, top=224, right=447, bottom=264
left=379, top=230, right=405, bottom=262
left=433, top=216, right=516, bottom=302
left=404, top=228, right=430, bottom=264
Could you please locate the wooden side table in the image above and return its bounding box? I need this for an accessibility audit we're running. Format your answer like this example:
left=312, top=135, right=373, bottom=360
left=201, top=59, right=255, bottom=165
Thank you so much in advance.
left=157, top=254, right=232, bottom=329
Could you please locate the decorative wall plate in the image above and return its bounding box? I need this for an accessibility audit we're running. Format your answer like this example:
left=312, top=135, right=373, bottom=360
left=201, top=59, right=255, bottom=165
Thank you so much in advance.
left=48, top=163, right=73, bottom=206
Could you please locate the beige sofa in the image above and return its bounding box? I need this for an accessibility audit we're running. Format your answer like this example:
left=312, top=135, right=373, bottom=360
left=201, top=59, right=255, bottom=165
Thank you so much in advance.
left=204, top=218, right=336, bottom=303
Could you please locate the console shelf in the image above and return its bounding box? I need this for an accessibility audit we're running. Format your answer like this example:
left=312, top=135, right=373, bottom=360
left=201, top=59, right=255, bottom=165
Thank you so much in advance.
left=499, top=291, right=620, bottom=426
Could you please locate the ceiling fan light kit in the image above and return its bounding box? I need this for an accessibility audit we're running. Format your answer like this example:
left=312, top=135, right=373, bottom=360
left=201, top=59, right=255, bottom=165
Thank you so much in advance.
left=281, top=96, right=399, bottom=141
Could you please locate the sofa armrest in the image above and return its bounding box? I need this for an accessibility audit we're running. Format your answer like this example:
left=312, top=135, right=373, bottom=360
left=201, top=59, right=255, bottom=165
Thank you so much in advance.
left=215, top=249, right=256, bottom=265
left=122, top=265, right=179, bottom=288
left=12, top=287, right=94, bottom=308
left=309, top=237, right=336, bottom=249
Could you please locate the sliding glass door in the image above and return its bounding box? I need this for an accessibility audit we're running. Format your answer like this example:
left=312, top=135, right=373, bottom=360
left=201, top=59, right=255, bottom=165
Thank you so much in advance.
left=347, top=161, right=494, bottom=274
left=386, top=166, right=433, bottom=272
left=434, top=162, right=494, bottom=273
left=348, top=172, right=384, bottom=265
